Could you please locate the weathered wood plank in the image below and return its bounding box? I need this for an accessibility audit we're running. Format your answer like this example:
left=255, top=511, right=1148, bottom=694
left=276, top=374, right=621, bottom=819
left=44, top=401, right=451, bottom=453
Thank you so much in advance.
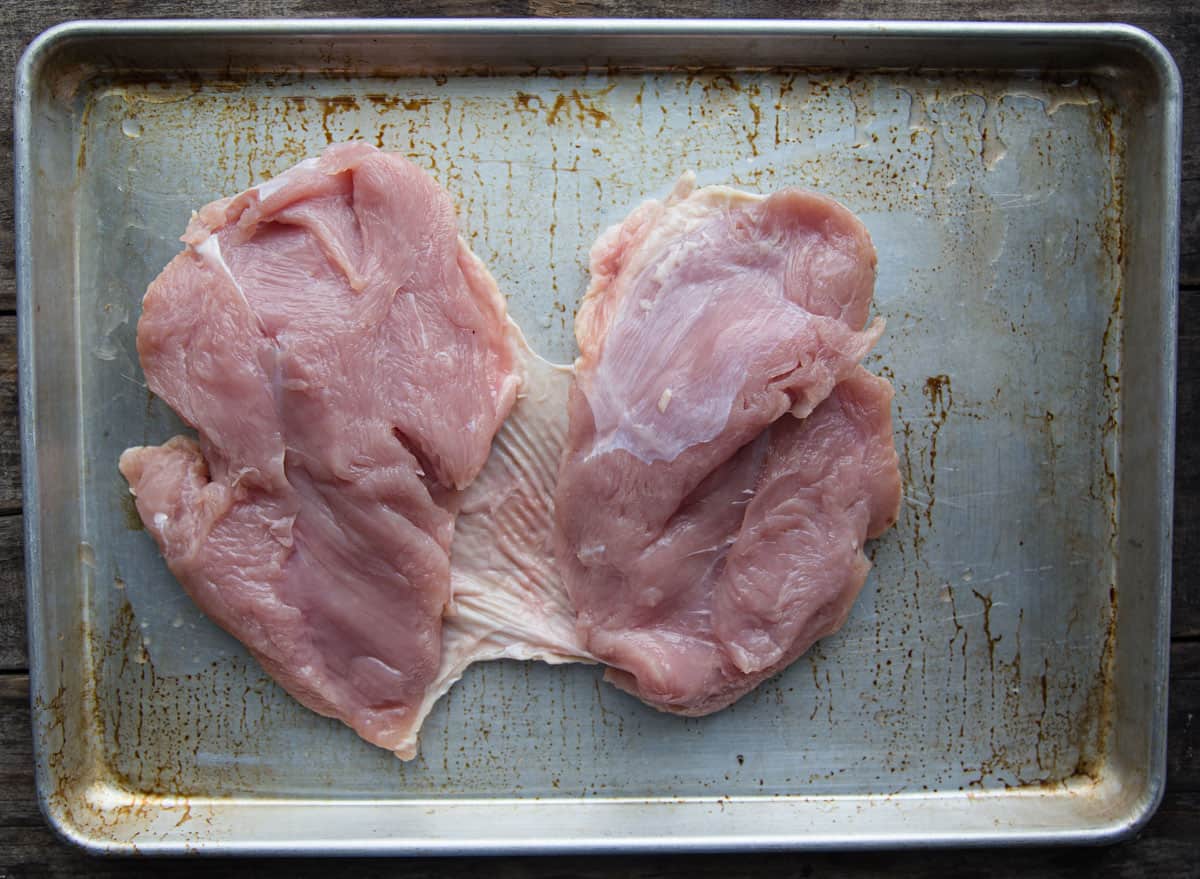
left=0, top=317, right=18, bottom=514
left=1175, top=288, right=1200, bottom=640
left=0, top=516, right=26, bottom=672
left=1183, top=179, right=1199, bottom=291
left=1168, top=641, right=1199, bottom=793
left=0, top=317, right=19, bottom=514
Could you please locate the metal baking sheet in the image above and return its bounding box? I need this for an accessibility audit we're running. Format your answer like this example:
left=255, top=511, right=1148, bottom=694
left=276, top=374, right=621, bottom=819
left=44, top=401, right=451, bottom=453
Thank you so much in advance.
left=14, top=19, right=1180, bottom=853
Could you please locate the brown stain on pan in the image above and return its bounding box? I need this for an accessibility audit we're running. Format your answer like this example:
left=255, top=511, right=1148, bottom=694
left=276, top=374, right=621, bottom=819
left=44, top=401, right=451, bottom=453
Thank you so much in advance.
left=320, top=95, right=360, bottom=145
left=37, top=608, right=196, bottom=844
left=921, top=373, right=952, bottom=491
left=545, top=89, right=613, bottom=128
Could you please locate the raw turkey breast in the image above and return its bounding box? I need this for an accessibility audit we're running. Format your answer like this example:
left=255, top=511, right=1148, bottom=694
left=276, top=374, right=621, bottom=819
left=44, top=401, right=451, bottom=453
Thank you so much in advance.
left=553, top=174, right=901, bottom=714
left=120, top=143, right=523, bottom=757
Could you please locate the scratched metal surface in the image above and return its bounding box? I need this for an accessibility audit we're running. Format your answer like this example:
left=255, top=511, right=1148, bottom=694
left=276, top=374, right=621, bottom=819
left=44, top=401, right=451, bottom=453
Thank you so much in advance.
left=16, top=21, right=1178, bottom=852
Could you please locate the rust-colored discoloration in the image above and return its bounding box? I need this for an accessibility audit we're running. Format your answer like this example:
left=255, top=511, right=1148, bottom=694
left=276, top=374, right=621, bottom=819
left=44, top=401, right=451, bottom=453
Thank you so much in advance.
left=746, top=99, right=762, bottom=156
left=892, top=372, right=954, bottom=559
left=75, top=98, right=94, bottom=172
left=364, top=93, right=397, bottom=110
left=922, top=373, right=952, bottom=488
left=319, top=95, right=360, bottom=145
left=1070, top=584, right=1120, bottom=783
left=513, top=90, right=541, bottom=113
left=972, top=590, right=1001, bottom=690
left=543, top=89, right=613, bottom=128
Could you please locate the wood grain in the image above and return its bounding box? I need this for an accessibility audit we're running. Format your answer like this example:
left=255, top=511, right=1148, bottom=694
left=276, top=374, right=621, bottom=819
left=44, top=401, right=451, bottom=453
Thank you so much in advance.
left=0, top=3, right=1197, bottom=875
left=0, top=319, right=19, bottom=514
left=0, top=517, right=26, bottom=672
left=1175, top=289, right=1199, bottom=639
left=1168, top=642, right=1199, bottom=792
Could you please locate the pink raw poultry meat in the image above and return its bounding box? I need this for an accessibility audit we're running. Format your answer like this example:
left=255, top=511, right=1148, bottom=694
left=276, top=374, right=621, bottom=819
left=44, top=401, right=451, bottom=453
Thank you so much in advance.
left=712, top=371, right=903, bottom=679
left=119, top=143, right=522, bottom=757
left=554, top=174, right=901, bottom=714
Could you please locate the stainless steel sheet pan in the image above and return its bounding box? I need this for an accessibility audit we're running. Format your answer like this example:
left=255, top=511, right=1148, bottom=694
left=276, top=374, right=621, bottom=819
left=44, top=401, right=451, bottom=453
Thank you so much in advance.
left=14, top=18, right=1180, bottom=853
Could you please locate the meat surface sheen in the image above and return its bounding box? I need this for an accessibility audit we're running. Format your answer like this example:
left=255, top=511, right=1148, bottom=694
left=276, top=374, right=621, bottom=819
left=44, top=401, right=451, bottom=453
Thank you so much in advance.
left=119, top=143, right=521, bottom=757
left=555, top=174, right=899, bottom=714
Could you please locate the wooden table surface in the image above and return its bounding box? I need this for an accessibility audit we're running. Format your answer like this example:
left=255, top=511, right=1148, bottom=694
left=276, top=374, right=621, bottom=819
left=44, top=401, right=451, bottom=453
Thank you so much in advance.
left=1, top=2, right=1197, bottom=876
